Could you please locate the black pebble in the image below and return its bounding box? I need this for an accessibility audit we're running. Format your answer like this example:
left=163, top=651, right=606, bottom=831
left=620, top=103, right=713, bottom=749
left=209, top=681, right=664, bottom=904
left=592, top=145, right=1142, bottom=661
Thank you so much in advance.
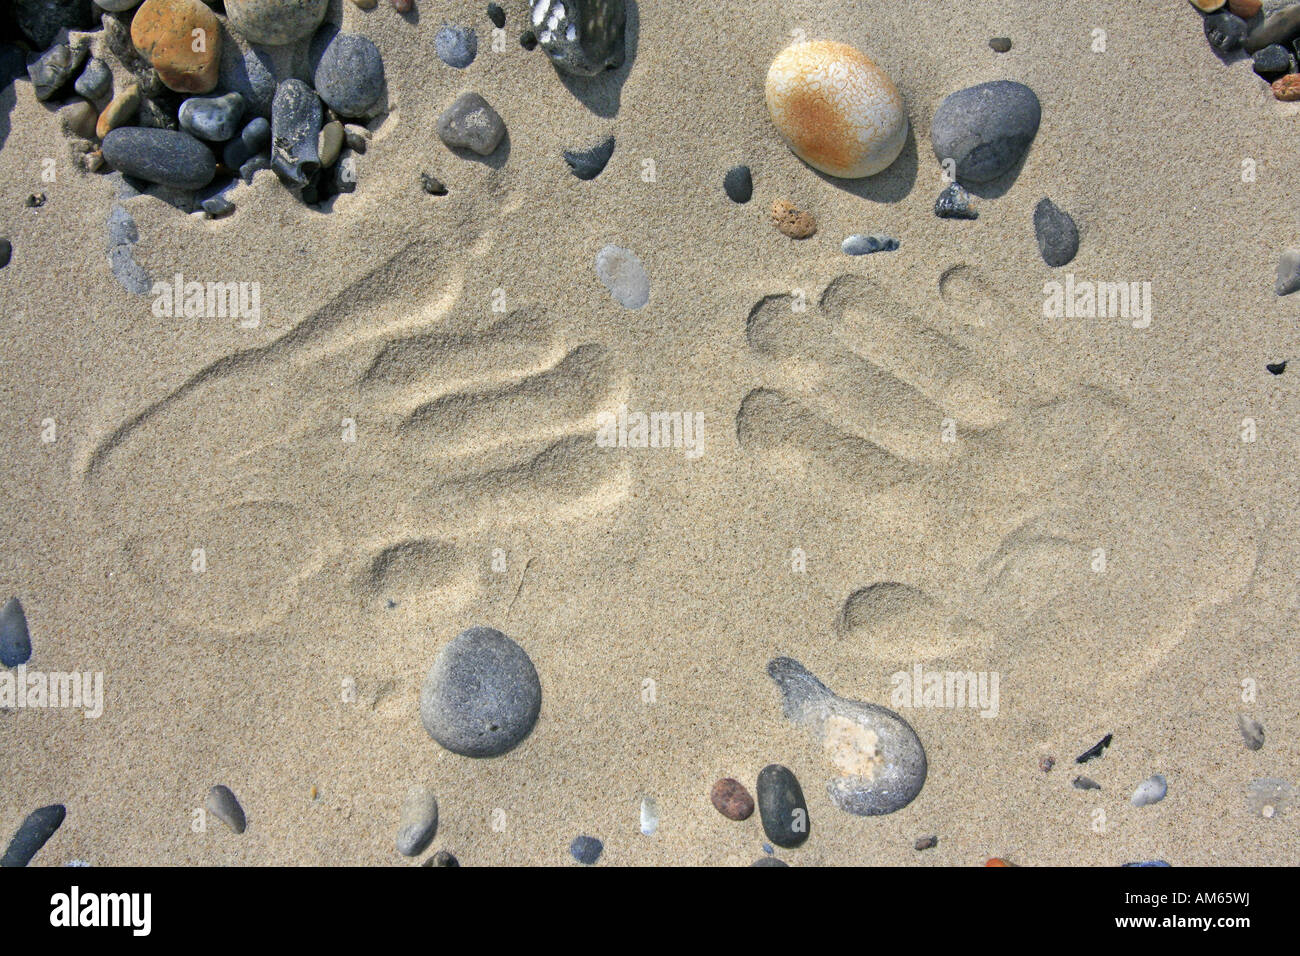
left=421, top=173, right=447, bottom=196
left=0, top=237, right=10, bottom=269
left=1, top=805, right=65, bottom=867
left=935, top=182, right=978, bottom=220
left=723, top=165, right=753, bottom=203
left=1205, top=11, right=1249, bottom=53
left=564, top=135, right=615, bottom=180
left=1253, top=43, right=1295, bottom=80
left=989, top=37, right=1012, bottom=53
left=1075, top=732, right=1113, bottom=763
left=520, top=30, right=538, bottom=51
left=1267, top=361, right=1287, bottom=375
left=756, top=764, right=810, bottom=849
left=487, top=2, right=505, bottom=28
left=26, top=194, right=46, bottom=208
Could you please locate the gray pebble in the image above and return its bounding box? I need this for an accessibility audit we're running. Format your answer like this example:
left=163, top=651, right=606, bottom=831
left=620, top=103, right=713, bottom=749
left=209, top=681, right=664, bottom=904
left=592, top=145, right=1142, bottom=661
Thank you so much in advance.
left=1131, top=774, right=1167, bottom=807
left=488, top=2, right=506, bottom=28
left=1205, top=11, right=1250, bottom=52
left=328, top=149, right=359, bottom=195
left=1253, top=43, right=1295, bottom=79
left=28, top=43, right=87, bottom=101
left=74, top=57, right=111, bottom=101
left=1072, top=775, right=1102, bottom=790
left=343, top=124, right=369, bottom=154
left=437, top=92, right=506, bottom=156
left=564, top=134, right=614, bottom=180
left=931, top=80, right=1041, bottom=185
left=594, top=244, right=650, bottom=309
left=0, top=597, right=32, bottom=668
left=767, top=657, right=927, bottom=816
left=179, top=92, right=246, bottom=142
left=239, top=152, right=273, bottom=184
left=205, top=785, right=247, bottom=834
left=395, top=785, right=439, bottom=857
left=1277, top=249, right=1300, bottom=295
left=419, top=626, right=541, bottom=758
left=199, top=181, right=237, bottom=219
left=311, top=26, right=386, bottom=119
left=531, top=0, right=627, bottom=76
left=757, top=764, right=810, bottom=848
left=1, top=805, right=65, bottom=867
left=436, top=24, right=478, bottom=68
left=222, top=116, right=271, bottom=170
left=842, top=234, right=899, bottom=256
left=1238, top=714, right=1265, bottom=751
left=421, top=172, right=447, bottom=195
left=989, top=37, right=1012, bottom=53
left=1246, top=4, right=1300, bottom=53
left=318, top=120, right=344, bottom=167
left=271, top=79, right=322, bottom=187
left=101, top=127, right=216, bottom=190
left=423, top=849, right=459, bottom=867
left=1033, top=197, right=1079, bottom=267
left=570, top=834, right=603, bottom=864
left=934, top=182, right=978, bottom=219
left=724, top=165, right=753, bottom=203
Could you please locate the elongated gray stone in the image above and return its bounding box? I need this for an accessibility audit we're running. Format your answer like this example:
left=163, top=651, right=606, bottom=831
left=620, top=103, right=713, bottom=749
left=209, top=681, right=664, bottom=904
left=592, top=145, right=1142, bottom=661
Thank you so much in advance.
left=0, top=597, right=32, bottom=667
left=101, top=128, right=216, bottom=190
left=757, top=764, right=809, bottom=848
left=1246, top=5, right=1300, bottom=53
left=1, top=805, right=65, bottom=867
left=1033, top=197, right=1079, bottom=267
left=395, top=785, right=438, bottom=856
left=205, top=785, right=247, bottom=834
left=28, top=43, right=87, bottom=101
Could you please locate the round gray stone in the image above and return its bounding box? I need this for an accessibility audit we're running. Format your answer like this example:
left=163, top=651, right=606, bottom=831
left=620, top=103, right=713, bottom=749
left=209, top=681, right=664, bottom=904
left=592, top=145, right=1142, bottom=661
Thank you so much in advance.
left=436, top=24, right=478, bottom=68
left=311, top=27, right=385, bottom=119
left=436, top=92, right=506, bottom=156
left=419, top=626, right=541, bottom=758
left=931, top=80, right=1041, bottom=185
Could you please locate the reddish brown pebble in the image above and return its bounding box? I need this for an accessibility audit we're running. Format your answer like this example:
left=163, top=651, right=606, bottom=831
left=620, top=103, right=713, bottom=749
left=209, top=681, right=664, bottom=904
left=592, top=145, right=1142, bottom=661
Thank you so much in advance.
left=1273, top=74, right=1300, bottom=100
left=1039, top=755, right=1055, bottom=772
left=771, top=199, right=816, bottom=240
left=710, top=778, right=755, bottom=820
left=1189, top=0, right=1226, bottom=12
left=915, top=835, right=938, bottom=851
left=1228, top=0, right=1261, bottom=18
left=392, top=0, right=412, bottom=11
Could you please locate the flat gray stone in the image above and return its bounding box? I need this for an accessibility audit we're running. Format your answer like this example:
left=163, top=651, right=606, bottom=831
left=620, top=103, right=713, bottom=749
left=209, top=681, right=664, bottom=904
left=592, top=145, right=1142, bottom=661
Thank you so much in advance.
left=395, top=785, right=438, bottom=856
left=931, top=80, right=1041, bottom=185
left=205, top=785, right=247, bottom=834
left=436, top=92, right=505, bottom=156
left=1033, top=198, right=1079, bottom=267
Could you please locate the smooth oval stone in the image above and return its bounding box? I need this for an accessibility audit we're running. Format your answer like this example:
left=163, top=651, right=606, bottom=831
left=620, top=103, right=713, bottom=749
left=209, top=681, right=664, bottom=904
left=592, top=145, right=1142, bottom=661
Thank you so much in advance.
left=564, top=135, right=614, bottom=180
left=311, top=27, right=385, bottom=118
left=270, top=78, right=322, bottom=187
left=222, top=116, right=271, bottom=169
left=931, top=80, right=1041, bottom=185
left=531, top=0, right=626, bottom=76
left=179, top=91, right=246, bottom=141
left=395, top=785, right=438, bottom=856
left=75, top=57, right=112, bottom=100
left=225, top=0, right=327, bottom=46
left=28, top=43, right=87, bottom=101
left=757, top=764, right=810, bottom=848
left=436, top=24, right=478, bottom=68
left=488, top=2, right=506, bottom=28
left=1253, top=42, right=1295, bottom=79
left=1206, top=11, right=1250, bottom=51
left=842, top=234, right=899, bottom=255
left=318, top=120, right=344, bottom=167
left=436, top=91, right=506, bottom=156
left=0, top=597, right=32, bottom=667
left=1, top=805, right=65, bottom=867
left=766, top=40, right=908, bottom=178
left=710, top=778, right=755, bottom=820
left=570, top=834, right=603, bottom=864
left=723, top=164, right=753, bottom=203
left=130, top=0, right=223, bottom=94
left=594, top=244, right=649, bottom=309
left=767, top=657, right=927, bottom=816
left=1033, top=198, right=1079, bottom=267
left=419, top=626, right=541, bottom=758
left=101, top=127, right=216, bottom=189
left=1131, top=774, right=1168, bottom=807
left=1277, top=248, right=1300, bottom=295
left=205, top=784, right=246, bottom=833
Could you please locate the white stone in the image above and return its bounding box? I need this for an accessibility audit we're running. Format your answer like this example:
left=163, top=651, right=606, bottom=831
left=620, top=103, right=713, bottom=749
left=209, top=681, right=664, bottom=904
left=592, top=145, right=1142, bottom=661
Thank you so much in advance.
left=595, top=244, right=650, bottom=310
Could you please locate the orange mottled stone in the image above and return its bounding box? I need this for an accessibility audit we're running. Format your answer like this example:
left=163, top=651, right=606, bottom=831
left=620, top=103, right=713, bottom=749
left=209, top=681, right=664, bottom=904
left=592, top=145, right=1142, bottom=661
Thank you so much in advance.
left=131, top=0, right=221, bottom=94
left=771, top=199, right=816, bottom=239
left=1273, top=74, right=1300, bottom=100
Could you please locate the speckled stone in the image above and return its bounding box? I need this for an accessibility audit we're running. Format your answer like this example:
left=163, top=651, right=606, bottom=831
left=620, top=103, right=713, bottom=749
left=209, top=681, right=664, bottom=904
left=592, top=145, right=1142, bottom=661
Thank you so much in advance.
left=531, top=0, right=626, bottom=76
left=436, top=24, right=478, bottom=68
left=311, top=26, right=386, bottom=118
left=28, top=43, right=87, bottom=101
left=270, top=78, right=322, bottom=187
left=770, top=198, right=816, bottom=239
left=1033, top=197, right=1079, bottom=267
left=437, top=92, right=505, bottom=156
left=710, top=778, right=755, bottom=820
left=570, top=834, right=603, bottom=864
left=842, top=234, right=899, bottom=255
left=0, top=597, right=32, bottom=667
left=101, top=126, right=216, bottom=189
left=225, top=0, right=327, bottom=46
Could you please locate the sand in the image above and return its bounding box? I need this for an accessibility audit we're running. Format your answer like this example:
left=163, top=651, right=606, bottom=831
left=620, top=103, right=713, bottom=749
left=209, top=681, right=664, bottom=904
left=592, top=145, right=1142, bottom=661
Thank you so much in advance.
left=1, top=0, right=1297, bottom=866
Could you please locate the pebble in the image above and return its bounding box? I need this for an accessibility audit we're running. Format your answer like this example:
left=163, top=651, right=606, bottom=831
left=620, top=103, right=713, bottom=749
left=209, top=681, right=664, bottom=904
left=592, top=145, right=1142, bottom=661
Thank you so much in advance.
left=931, top=80, right=1041, bottom=184
left=240, top=152, right=272, bottom=184
left=199, top=181, right=237, bottom=218
left=436, top=24, right=478, bottom=68
left=1206, top=11, right=1250, bottom=51
left=0, top=239, right=10, bottom=270
left=520, top=30, right=538, bottom=50
left=318, top=120, right=344, bottom=167
left=710, top=778, right=755, bottom=821
left=1072, top=775, right=1101, bottom=790
left=488, top=2, right=506, bottom=28
left=1039, top=755, right=1056, bottom=772
left=436, top=92, right=506, bottom=156
left=344, top=125, right=369, bottom=154
left=594, top=244, right=650, bottom=309
left=989, top=37, right=1012, bottom=53
left=750, top=857, right=789, bottom=867
left=1075, top=732, right=1113, bottom=763
left=1247, top=777, right=1292, bottom=818
left=102, top=127, right=216, bottom=189
left=770, top=198, right=816, bottom=239
left=225, top=0, right=327, bottom=46
left=97, top=83, right=141, bottom=139
left=26, top=193, right=46, bottom=209
left=395, top=785, right=439, bottom=856
left=639, top=795, right=659, bottom=835
left=0, top=597, right=32, bottom=668
left=271, top=79, right=322, bottom=187
left=423, top=849, right=459, bottom=867
left=205, top=785, right=247, bottom=833
left=934, top=182, right=979, bottom=219
left=1033, top=198, right=1079, bottom=267
left=75, top=57, right=112, bottom=101
left=723, top=165, right=752, bottom=203
left=563, top=135, right=614, bottom=180
left=531, top=0, right=627, bottom=76
left=1123, top=860, right=1172, bottom=867
left=419, top=626, right=541, bottom=757
left=12, top=0, right=94, bottom=49
left=914, top=834, right=938, bottom=851
left=311, top=26, right=386, bottom=119
left=570, top=835, right=603, bottom=865
left=765, top=40, right=909, bottom=179
left=1, top=805, right=65, bottom=867
left=767, top=658, right=927, bottom=816
left=1266, top=360, right=1287, bottom=374
left=421, top=172, right=447, bottom=195
left=1275, top=248, right=1300, bottom=295
left=130, top=0, right=223, bottom=94
left=28, top=43, right=87, bottom=101
left=179, top=91, right=245, bottom=141
left=61, top=101, right=99, bottom=141
left=842, top=234, right=899, bottom=255
left=1238, top=714, right=1265, bottom=750
left=1245, top=4, right=1300, bottom=52
left=106, top=204, right=151, bottom=295
left=1229, top=0, right=1262, bottom=16
left=1130, top=774, right=1168, bottom=807
left=1253, top=42, right=1295, bottom=78
left=1271, top=73, right=1300, bottom=98
left=757, top=764, right=810, bottom=848
left=222, top=116, right=271, bottom=170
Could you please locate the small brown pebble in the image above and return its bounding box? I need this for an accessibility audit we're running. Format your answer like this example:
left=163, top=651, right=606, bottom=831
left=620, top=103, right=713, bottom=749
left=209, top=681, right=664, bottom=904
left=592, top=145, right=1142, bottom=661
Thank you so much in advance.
left=1273, top=74, right=1300, bottom=100
left=97, top=82, right=141, bottom=140
left=1228, top=0, right=1261, bottom=18
left=771, top=199, right=816, bottom=239
left=391, top=0, right=412, bottom=12
left=1190, top=0, right=1226, bottom=11
left=80, top=149, right=105, bottom=173
left=914, top=835, right=938, bottom=851
left=1039, top=755, right=1055, bottom=773
left=710, top=777, right=755, bottom=820
left=989, top=37, right=1012, bottom=53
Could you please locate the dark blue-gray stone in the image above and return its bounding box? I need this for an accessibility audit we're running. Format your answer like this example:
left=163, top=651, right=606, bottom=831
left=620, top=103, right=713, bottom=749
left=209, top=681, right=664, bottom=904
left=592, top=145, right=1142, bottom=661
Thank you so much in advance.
left=436, top=24, right=478, bottom=68
left=0, top=597, right=31, bottom=667
left=1253, top=43, right=1295, bottom=80
left=1, top=805, right=65, bottom=867
left=199, top=181, right=237, bottom=218
left=0, top=239, right=10, bottom=269
left=205, top=785, right=246, bottom=834
left=239, top=153, right=273, bottom=184
left=564, top=135, right=614, bottom=180
left=27, top=43, right=86, bottom=102
left=724, top=165, right=752, bottom=203
left=101, top=127, right=216, bottom=190
left=570, top=835, right=602, bottom=864
left=13, top=0, right=94, bottom=51
left=1033, top=197, right=1079, bottom=267
left=419, top=626, right=541, bottom=758
left=750, top=856, right=789, bottom=867
left=179, top=92, right=246, bottom=143
left=934, top=182, right=978, bottom=219
left=74, top=57, right=111, bottom=101
left=931, top=80, right=1041, bottom=185
left=531, top=0, right=626, bottom=76
left=222, top=117, right=271, bottom=170
left=756, top=764, right=809, bottom=848
left=487, top=2, right=506, bottom=28
left=310, top=26, right=385, bottom=119
left=271, top=79, right=322, bottom=187
left=1206, top=11, right=1250, bottom=53
left=842, top=234, right=899, bottom=256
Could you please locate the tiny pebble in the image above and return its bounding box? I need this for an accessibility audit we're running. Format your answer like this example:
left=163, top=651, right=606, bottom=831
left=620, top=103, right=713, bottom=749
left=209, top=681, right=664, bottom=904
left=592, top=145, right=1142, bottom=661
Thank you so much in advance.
left=392, top=0, right=413, bottom=12
left=639, top=795, right=659, bottom=835
left=205, top=785, right=247, bottom=834
left=564, top=135, right=615, bottom=180
left=723, top=164, right=753, bottom=203
left=914, top=834, right=938, bottom=851
left=989, top=37, right=1012, bottom=53
left=1072, top=775, right=1102, bottom=790
left=520, top=30, right=538, bottom=50
left=487, top=2, right=505, bottom=28
left=570, top=835, right=603, bottom=865
left=771, top=198, right=816, bottom=239
left=1276, top=249, right=1300, bottom=295
left=423, top=849, right=459, bottom=867
left=1039, top=755, right=1055, bottom=773
left=842, top=234, right=899, bottom=256
left=710, top=778, right=755, bottom=821
left=0, top=597, right=32, bottom=667
left=1075, top=733, right=1113, bottom=763
left=344, top=125, right=369, bottom=154
left=1131, top=774, right=1168, bottom=807
left=421, top=172, right=447, bottom=195
left=1033, top=198, right=1080, bottom=267
left=934, top=182, right=979, bottom=219
left=27, top=194, right=46, bottom=208
left=1266, top=361, right=1287, bottom=374
left=1238, top=714, right=1265, bottom=750
left=1271, top=74, right=1300, bottom=99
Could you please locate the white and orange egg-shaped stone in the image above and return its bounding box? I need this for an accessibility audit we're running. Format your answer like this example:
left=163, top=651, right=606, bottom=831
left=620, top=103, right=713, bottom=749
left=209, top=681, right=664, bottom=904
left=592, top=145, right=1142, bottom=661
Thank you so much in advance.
left=765, top=40, right=908, bottom=179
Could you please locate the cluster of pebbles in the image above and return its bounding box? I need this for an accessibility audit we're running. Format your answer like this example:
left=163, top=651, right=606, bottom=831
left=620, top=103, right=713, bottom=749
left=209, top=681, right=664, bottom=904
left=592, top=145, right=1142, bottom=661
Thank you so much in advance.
left=1189, top=0, right=1300, bottom=98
